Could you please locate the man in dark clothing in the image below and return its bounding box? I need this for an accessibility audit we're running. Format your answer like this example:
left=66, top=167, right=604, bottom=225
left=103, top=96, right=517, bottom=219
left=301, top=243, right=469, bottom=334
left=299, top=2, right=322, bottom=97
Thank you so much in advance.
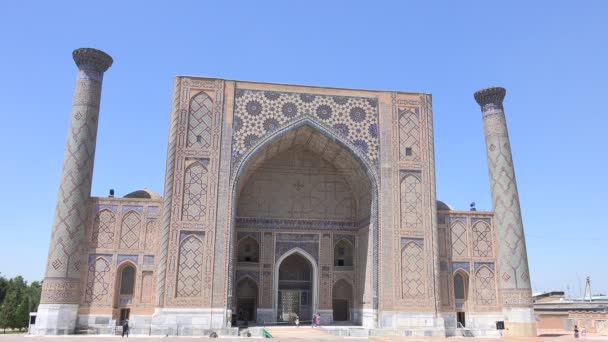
left=122, top=320, right=129, bottom=338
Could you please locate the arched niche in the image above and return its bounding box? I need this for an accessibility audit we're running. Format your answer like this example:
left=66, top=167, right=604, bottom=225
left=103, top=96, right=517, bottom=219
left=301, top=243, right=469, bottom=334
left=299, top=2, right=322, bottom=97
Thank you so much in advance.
left=334, top=239, right=354, bottom=267
left=237, top=236, right=260, bottom=263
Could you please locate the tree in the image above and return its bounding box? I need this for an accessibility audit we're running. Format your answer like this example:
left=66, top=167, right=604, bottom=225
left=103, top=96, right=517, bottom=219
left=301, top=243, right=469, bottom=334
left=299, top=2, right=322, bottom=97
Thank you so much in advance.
left=27, top=282, right=41, bottom=313
left=0, top=290, right=17, bottom=332
left=0, top=275, right=7, bottom=305
left=15, top=297, right=30, bottom=331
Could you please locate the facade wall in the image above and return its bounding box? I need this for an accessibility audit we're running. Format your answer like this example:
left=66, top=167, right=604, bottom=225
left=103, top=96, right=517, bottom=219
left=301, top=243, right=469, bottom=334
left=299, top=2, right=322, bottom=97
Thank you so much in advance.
left=51, top=76, right=532, bottom=337
left=78, top=197, right=162, bottom=329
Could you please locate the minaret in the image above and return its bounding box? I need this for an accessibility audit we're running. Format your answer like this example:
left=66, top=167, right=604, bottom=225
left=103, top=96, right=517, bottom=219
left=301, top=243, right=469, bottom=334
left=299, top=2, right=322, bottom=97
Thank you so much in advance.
left=474, top=87, right=536, bottom=337
left=34, top=48, right=112, bottom=335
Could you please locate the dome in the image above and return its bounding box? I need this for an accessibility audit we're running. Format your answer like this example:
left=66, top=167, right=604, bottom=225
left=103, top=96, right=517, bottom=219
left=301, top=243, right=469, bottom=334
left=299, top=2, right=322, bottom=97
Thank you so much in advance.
left=436, top=200, right=453, bottom=211
left=123, top=188, right=162, bottom=200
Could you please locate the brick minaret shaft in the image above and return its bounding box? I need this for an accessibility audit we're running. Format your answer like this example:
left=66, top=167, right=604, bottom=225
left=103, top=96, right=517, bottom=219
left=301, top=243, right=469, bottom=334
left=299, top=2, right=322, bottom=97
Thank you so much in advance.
left=41, top=48, right=112, bottom=305
left=474, top=87, right=533, bottom=302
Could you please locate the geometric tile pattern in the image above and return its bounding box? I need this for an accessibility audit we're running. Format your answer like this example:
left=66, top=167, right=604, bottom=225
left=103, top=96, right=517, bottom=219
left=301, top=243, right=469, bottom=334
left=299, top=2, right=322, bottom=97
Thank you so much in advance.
left=181, top=162, right=209, bottom=221
left=119, top=211, right=141, bottom=249
left=400, top=241, right=425, bottom=299
left=451, top=221, right=468, bottom=257
left=474, top=265, right=497, bottom=307
left=45, top=97, right=101, bottom=281
left=140, top=271, right=154, bottom=304
left=400, top=172, right=423, bottom=230
left=41, top=48, right=113, bottom=305
left=232, top=89, right=379, bottom=167
left=145, top=220, right=158, bottom=251
left=237, top=149, right=356, bottom=221
left=398, top=108, right=420, bottom=161
left=176, top=234, right=203, bottom=297
left=91, top=209, right=115, bottom=249
left=187, top=92, right=213, bottom=148
left=479, top=96, right=532, bottom=292
left=85, top=257, right=111, bottom=304
left=472, top=221, right=492, bottom=257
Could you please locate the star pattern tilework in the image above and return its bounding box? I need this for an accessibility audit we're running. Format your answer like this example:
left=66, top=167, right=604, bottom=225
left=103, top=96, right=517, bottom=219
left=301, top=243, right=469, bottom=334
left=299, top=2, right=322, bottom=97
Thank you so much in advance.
left=232, top=89, right=379, bottom=168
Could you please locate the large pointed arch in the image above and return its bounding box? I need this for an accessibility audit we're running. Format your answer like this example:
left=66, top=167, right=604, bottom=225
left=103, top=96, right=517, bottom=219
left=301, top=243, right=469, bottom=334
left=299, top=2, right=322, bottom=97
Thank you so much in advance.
left=226, top=118, right=380, bottom=311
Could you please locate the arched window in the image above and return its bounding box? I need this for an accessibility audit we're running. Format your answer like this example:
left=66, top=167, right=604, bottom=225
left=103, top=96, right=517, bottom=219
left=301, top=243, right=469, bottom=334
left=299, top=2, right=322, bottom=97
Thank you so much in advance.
left=237, top=237, right=259, bottom=263
left=119, top=265, right=136, bottom=295
left=334, top=240, right=353, bottom=267
left=454, top=272, right=468, bottom=300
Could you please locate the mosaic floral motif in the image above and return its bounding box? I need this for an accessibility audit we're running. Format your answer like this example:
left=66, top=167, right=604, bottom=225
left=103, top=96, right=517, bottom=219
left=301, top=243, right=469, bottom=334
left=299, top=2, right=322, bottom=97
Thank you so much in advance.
left=232, top=89, right=379, bottom=168
left=300, top=94, right=316, bottom=103
left=350, top=107, right=366, bottom=122
left=244, top=134, right=259, bottom=148
left=263, top=118, right=280, bottom=131
left=282, top=102, right=298, bottom=118
left=332, top=123, right=349, bottom=137
left=316, top=104, right=332, bottom=120
left=368, top=123, right=378, bottom=138
left=264, top=91, right=281, bottom=100
left=333, top=96, right=348, bottom=105
left=246, top=100, right=262, bottom=116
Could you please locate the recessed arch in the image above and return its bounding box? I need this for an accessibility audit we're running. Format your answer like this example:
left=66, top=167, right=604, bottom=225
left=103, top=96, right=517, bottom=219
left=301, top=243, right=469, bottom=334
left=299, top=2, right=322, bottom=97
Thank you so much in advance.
left=273, top=247, right=318, bottom=322
left=333, top=239, right=354, bottom=267
left=453, top=270, right=469, bottom=301
left=236, top=236, right=260, bottom=263
left=235, top=276, right=259, bottom=322
left=332, top=279, right=354, bottom=322
left=227, top=118, right=379, bottom=312
left=114, top=261, right=137, bottom=308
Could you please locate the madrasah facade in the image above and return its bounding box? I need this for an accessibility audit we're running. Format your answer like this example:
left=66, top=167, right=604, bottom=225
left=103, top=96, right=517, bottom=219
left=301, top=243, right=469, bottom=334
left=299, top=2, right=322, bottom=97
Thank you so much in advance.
left=31, top=48, right=536, bottom=337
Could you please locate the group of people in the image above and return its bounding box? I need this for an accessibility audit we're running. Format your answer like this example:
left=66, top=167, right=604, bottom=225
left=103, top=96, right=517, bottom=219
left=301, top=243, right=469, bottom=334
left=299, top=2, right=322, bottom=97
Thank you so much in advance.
left=291, top=313, right=321, bottom=328
left=574, top=325, right=587, bottom=338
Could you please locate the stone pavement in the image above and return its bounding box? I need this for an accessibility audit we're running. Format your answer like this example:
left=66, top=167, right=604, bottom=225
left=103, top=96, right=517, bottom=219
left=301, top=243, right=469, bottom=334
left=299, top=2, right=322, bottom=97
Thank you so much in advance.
left=1, top=330, right=607, bottom=341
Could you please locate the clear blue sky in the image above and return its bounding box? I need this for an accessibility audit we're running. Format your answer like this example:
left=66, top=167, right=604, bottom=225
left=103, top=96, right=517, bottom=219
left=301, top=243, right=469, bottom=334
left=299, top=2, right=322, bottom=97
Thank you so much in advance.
left=0, top=1, right=606, bottom=297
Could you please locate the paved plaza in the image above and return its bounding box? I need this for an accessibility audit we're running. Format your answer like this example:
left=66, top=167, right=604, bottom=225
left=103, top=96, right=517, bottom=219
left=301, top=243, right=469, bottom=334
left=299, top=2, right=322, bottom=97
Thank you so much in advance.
left=1, top=329, right=608, bottom=341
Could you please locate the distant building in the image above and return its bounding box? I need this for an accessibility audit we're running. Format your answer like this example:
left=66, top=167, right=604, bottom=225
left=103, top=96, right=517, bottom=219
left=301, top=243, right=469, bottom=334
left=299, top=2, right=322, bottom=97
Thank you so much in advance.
left=534, top=292, right=608, bottom=334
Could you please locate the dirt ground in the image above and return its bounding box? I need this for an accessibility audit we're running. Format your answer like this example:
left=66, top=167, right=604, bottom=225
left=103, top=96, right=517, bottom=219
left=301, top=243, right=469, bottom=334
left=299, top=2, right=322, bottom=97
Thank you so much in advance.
left=0, top=329, right=606, bottom=341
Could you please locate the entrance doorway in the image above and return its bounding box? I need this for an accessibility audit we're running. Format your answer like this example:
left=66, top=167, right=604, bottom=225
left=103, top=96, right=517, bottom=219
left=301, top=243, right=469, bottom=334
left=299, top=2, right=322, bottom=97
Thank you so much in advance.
left=119, top=308, right=130, bottom=325
left=277, top=253, right=313, bottom=322
left=236, top=277, right=258, bottom=322
left=332, top=279, right=353, bottom=322
left=457, top=312, right=466, bottom=327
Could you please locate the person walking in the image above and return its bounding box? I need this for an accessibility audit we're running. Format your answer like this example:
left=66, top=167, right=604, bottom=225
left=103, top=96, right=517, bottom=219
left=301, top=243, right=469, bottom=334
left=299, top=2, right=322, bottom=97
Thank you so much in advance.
left=315, top=313, right=321, bottom=328
left=122, top=319, right=130, bottom=338
left=311, top=313, right=317, bottom=328
left=294, top=314, right=299, bottom=328
left=574, top=325, right=579, bottom=338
